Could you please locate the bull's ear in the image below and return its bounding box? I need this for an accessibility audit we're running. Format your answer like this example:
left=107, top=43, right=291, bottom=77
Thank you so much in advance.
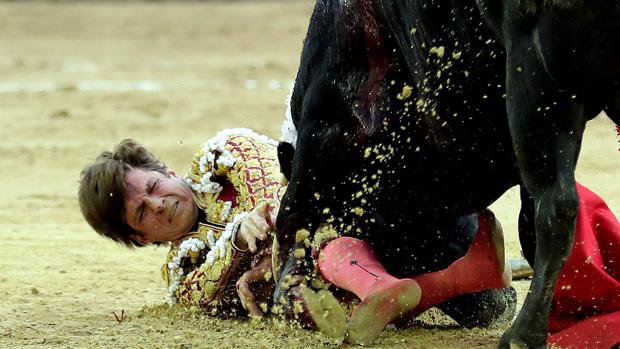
left=277, top=142, right=295, bottom=181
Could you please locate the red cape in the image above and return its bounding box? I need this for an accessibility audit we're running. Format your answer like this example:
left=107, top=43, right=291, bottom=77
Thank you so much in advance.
left=548, top=183, right=620, bottom=349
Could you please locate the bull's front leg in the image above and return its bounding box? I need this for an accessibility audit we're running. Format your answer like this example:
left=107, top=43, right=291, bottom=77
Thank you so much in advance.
left=271, top=221, right=312, bottom=319
left=272, top=224, right=347, bottom=337
left=498, top=27, right=586, bottom=349
left=272, top=213, right=341, bottom=326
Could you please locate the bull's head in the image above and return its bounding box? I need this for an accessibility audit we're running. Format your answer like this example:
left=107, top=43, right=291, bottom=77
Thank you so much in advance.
left=274, top=102, right=362, bottom=303
left=271, top=67, right=403, bottom=319
left=269, top=0, right=412, bottom=319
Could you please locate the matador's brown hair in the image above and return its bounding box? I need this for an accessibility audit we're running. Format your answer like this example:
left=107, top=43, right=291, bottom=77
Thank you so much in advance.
left=78, top=139, right=166, bottom=248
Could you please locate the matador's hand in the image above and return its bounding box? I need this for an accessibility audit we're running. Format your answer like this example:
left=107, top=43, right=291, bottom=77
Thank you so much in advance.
left=237, top=201, right=274, bottom=253
left=236, top=256, right=272, bottom=317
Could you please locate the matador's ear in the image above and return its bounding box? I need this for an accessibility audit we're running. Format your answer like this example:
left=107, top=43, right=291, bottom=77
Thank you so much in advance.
left=277, top=142, right=295, bottom=182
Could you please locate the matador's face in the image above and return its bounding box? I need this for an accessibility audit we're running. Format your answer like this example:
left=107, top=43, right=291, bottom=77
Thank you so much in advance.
left=123, top=167, right=198, bottom=244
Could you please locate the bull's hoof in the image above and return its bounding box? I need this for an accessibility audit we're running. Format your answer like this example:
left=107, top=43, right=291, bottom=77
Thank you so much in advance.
left=439, top=286, right=517, bottom=329
left=296, top=286, right=346, bottom=338
left=497, top=339, right=547, bottom=349
left=498, top=327, right=548, bottom=349
left=272, top=273, right=306, bottom=320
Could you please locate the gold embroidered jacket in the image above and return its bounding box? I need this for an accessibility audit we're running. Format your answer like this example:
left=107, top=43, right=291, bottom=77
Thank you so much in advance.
left=161, top=129, right=285, bottom=316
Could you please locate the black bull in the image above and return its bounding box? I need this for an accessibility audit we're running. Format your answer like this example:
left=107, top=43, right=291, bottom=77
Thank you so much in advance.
left=274, top=0, right=620, bottom=347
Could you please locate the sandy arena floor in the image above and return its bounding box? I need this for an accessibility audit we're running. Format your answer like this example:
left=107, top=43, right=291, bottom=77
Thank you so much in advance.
left=0, top=1, right=618, bottom=348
